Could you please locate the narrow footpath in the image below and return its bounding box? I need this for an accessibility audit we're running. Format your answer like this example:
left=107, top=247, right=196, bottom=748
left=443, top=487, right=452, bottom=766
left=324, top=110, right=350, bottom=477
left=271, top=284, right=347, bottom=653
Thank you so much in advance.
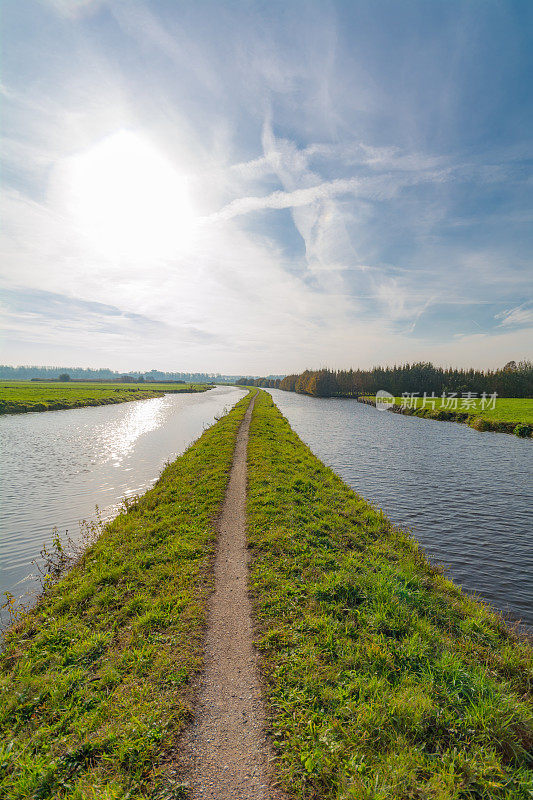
left=181, top=397, right=283, bottom=799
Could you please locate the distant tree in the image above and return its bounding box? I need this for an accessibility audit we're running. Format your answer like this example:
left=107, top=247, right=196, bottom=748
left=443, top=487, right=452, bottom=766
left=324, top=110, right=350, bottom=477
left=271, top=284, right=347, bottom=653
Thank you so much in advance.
left=279, top=374, right=298, bottom=391
left=312, top=369, right=338, bottom=397
left=274, top=361, right=532, bottom=399
left=58, top=373, right=70, bottom=381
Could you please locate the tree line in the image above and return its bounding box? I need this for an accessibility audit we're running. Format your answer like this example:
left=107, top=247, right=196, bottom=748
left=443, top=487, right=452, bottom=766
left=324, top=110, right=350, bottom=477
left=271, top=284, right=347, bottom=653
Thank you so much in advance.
left=0, top=366, right=244, bottom=383
left=235, top=377, right=282, bottom=388
left=239, top=361, right=532, bottom=398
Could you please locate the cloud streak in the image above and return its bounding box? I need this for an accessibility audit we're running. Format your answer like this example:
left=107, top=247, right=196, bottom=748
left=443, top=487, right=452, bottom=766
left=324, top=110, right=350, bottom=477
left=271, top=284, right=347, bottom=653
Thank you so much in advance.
left=496, top=303, right=533, bottom=328
left=207, top=178, right=361, bottom=221
left=0, top=0, right=531, bottom=371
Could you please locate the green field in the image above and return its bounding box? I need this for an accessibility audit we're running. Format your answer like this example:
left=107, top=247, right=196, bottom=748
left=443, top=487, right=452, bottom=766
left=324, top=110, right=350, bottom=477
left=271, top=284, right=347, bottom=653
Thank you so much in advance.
left=0, top=392, right=253, bottom=799
left=0, top=381, right=212, bottom=415
left=247, top=391, right=533, bottom=798
left=1, top=389, right=531, bottom=799
left=363, top=395, right=533, bottom=436
left=392, top=396, right=533, bottom=423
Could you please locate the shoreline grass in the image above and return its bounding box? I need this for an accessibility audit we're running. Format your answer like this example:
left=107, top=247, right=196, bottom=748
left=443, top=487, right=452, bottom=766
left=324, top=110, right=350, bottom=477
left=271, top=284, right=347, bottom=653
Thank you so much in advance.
left=2, top=386, right=531, bottom=798
left=0, top=381, right=213, bottom=416
left=247, top=390, right=533, bottom=799
left=360, top=395, right=533, bottom=437
left=0, top=391, right=252, bottom=799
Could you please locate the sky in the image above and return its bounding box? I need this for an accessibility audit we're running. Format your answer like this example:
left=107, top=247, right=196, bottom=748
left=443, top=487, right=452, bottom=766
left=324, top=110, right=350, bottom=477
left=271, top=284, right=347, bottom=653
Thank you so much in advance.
left=1, top=0, right=532, bottom=374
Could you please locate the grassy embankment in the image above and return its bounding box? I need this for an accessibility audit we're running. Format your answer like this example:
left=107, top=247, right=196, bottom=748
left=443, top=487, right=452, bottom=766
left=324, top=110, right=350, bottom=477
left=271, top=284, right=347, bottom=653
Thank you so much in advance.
left=361, top=396, right=533, bottom=437
left=2, top=387, right=531, bottom=798
left=0, top=381, right=212, bottom=415
left=0, top=391, right=253, bottom=800
left=247, top=391, right=533, bottom=799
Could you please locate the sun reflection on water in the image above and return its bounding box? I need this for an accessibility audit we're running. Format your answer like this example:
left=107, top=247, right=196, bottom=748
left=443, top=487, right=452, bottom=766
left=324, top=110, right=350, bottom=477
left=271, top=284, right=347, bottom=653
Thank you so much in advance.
left=99, top=397, right=165, bottom=465
left=0, top=387, right=247, bottom=623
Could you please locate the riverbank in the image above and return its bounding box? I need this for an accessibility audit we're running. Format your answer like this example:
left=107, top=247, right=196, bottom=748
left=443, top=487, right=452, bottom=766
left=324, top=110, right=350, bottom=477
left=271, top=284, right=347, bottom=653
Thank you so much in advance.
left=247, top=391, right=532, bottom=798
left=359, top=395, right=533, bottom=437
left=0, top=391, right=253, bottom=799
left=0, top=381, right=213, bottom=415
left=1, top=389, right=531, bottom=799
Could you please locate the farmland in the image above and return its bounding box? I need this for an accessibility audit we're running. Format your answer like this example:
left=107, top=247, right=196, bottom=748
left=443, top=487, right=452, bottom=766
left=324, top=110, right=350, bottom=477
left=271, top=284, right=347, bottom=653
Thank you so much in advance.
left=0, top=381, right=212, bottom=415
left=379, top=396, right=532, bottom=423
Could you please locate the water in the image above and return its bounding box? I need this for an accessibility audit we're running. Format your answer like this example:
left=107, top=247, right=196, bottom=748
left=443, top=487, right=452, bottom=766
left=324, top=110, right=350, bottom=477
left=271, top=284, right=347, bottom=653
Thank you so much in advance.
left=0, top=386, right=245, bottom=616
left=266, top=389, right=533, bottom=628
left=2, top=387, right=531, bottom=629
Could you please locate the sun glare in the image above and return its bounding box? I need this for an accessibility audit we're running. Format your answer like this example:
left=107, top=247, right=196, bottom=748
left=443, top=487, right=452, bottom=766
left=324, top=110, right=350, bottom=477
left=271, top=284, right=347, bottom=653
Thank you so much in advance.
left=64, top=131, right=194, bottom=259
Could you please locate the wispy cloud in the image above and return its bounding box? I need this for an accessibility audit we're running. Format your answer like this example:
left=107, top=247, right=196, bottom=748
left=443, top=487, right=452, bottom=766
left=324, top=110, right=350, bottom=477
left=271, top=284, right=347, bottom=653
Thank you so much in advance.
left=207, top=178, right=362, bottom=221
left=496, top=303, right=533, bottom=328
left=1, top=0, right=531, bottom=371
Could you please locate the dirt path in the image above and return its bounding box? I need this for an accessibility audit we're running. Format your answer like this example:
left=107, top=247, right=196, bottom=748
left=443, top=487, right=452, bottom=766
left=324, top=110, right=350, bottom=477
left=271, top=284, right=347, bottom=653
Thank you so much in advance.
left=180, top=397, right=282, bottom=799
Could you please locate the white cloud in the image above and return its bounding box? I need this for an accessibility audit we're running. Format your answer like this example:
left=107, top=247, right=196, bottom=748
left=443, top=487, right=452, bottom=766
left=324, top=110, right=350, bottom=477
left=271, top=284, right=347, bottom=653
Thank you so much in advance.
left=496, top=303, right=533, bottom=328
left=208, top=177, right=361, bottom=221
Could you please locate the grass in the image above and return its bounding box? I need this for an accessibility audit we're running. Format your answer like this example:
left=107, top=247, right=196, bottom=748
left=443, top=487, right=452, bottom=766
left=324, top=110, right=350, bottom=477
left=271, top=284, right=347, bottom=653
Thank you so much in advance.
left=247, top=390, right=533, bottom=799
left=2, top=386, right=531, bottom=798
left=0, top=391, right=253, bottom=800
left=362, top=396, right=533, bottom=437
left=0, top=381, right=212, bottom=415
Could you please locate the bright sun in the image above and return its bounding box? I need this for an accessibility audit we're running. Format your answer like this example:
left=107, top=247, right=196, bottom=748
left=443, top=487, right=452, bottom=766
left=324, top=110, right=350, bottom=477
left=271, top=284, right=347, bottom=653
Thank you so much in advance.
left=64, top=131, right=194, bottom=259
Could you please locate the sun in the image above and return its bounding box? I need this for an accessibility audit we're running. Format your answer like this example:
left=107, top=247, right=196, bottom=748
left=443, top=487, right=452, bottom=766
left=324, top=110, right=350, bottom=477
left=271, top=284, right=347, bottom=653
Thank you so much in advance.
left=63, top=131, right=194, bottom=259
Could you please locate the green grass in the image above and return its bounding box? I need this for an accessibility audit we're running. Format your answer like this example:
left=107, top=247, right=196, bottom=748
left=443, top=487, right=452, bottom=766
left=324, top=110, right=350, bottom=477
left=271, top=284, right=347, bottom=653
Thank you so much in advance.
left=2, top=386, right=531, bottom=798
left=461, top=398, right=532, bottom=425
left=247, top=390, right=533, bottom=799
left=362, top=396, right=533, bottom=436
left=0, top=381, right=212, bottom=415
left=0, top=391, right=253, bottom=799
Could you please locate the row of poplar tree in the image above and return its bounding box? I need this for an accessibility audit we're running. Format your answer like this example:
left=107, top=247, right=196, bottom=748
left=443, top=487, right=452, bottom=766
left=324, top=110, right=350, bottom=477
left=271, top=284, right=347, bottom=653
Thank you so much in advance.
left=236, top=361, right=532, bottom=398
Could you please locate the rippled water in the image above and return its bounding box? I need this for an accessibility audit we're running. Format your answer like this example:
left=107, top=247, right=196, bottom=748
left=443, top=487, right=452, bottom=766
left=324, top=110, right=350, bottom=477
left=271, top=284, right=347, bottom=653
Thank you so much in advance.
left=266, top=389, right=533, bottom=627
left=0, top=386, right=245, bottom=617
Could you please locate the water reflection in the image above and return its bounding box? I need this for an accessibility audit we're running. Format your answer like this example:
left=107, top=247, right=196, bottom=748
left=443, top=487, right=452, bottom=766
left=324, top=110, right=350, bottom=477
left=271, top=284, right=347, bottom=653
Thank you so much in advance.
left=101, top=397, right=166, bottom=465
left=0, top=387, right=245, bottom=618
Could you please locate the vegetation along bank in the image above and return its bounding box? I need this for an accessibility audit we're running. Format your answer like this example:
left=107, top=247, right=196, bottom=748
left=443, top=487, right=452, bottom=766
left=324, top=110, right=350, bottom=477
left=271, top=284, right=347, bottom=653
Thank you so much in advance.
left=247, top=391, right=532, bottom=798
left=239, top=365, right=533, bottom=437
left=1, top=388, right=531, bottom=799
left=0, top=381, right=212, bottom=415
left=0, top=392, right=253, bottom=799
left=360, top=395, right=533, bottom=437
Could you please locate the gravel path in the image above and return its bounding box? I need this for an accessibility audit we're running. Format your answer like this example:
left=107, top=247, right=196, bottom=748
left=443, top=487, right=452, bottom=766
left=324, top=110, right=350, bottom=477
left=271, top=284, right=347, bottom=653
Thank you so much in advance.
left=180, top=397, right=284, bottom=799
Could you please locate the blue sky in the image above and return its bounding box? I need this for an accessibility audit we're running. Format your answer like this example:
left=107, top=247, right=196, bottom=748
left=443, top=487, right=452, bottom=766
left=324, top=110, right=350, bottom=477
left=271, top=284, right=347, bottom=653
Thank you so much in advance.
left=1, top=0, right=532, bottom=372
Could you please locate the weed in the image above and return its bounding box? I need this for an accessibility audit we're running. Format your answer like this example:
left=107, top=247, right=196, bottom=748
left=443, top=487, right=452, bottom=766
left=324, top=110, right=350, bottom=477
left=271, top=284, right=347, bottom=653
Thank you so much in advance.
left=514, top=424, right=532, bottom=438
left=1, top=593, right=32, bottom=627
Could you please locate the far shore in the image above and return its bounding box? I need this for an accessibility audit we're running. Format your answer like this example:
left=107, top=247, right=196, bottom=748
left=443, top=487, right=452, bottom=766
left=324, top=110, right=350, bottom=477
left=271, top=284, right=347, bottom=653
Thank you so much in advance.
left=358, top=394, right=533, bottom=437
left=0, top=380, right=214, bottom=415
